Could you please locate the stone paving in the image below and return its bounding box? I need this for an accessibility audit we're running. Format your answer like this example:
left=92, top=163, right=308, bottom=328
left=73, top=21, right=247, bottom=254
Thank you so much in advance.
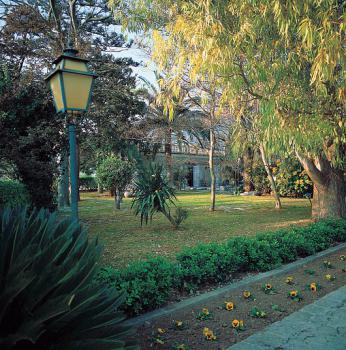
left=227, top=285, right=346, bottom=350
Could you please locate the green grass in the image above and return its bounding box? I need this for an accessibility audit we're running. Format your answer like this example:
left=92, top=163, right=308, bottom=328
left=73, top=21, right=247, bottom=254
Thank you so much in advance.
left=79, top=191, right=312, bottom=267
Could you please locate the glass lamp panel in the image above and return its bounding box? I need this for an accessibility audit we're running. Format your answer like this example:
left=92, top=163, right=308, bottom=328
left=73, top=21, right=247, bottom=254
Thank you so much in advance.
left=49, top=73, right=64, bottom=112
left=62, top=71, right=93, bottom=111
left=64, top=58, right=88, bottom=72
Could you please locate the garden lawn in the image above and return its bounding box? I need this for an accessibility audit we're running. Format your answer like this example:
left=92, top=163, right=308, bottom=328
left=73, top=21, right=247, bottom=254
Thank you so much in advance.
left=79, top=191, right=311, bottom=267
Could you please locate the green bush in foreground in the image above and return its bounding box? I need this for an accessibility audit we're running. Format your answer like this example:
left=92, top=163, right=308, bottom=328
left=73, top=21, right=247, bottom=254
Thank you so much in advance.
left=0, top=180, right=29, bottom=208
left=98, top=218, right=346, bottom=317
left=0, top=207, right=138, bottom=350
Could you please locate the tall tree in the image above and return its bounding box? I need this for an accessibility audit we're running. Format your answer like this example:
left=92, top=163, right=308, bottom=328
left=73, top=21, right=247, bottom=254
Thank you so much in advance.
left=112, top=0, right=345, bottom=218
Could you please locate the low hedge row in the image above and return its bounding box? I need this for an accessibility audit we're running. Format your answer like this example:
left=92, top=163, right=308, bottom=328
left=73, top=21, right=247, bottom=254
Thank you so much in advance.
left=0, top=180, right=30, bottom=208
left=79, top=175, right=98, bottom=191
left=97, top=219, right=346, bottom=316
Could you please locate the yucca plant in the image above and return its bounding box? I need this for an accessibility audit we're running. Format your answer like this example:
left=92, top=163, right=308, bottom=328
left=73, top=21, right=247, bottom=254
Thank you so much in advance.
left=131, top=163, right=187, bottom=228
left=0, top=207, right=138, bottom=350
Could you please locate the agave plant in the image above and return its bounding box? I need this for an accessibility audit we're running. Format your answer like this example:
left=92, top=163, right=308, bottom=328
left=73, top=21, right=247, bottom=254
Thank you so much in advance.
left=131, top=163, right=188, bottom=228
left=0, top=207, right=138, bottom=350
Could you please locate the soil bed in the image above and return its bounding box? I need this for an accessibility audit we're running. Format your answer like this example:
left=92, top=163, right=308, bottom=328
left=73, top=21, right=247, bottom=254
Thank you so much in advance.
left=136, top=248, right=346, bottom=350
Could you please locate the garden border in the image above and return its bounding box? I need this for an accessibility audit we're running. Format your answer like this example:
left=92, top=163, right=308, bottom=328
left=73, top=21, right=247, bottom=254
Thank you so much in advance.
left=125, top=242, right=346, bottom=327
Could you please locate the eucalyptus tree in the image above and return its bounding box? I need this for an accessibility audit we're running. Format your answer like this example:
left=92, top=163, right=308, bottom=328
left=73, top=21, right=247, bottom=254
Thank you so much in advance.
left=111, top=0, right=345, bottom=218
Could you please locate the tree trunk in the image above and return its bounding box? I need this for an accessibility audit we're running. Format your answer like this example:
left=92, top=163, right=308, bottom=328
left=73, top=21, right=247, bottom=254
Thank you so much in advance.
left=209, top=129, right=216, bottom=211
left=165, top=125, right=173, bottom=185
left=259, top=144, right=282, bottom=209
left=296, top=153, right=346, bottom=219
left=243, top=147, right=254, bottom=192
left=58, top=151, right=70, bottom=208
left=97, top=182, right=103, bottom=194
left=115, top=189, right=122, bottom=209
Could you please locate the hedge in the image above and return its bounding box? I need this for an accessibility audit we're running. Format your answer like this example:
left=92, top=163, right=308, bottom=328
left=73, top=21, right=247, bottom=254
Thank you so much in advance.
left=0, top=180, right=30, bottom=208
left=79, top=175, right=98, bottom=191
left=97, top=218, right=346, bottom=317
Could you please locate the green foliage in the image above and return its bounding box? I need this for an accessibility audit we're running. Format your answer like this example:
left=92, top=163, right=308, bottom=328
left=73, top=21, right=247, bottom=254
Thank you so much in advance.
left=97, top=156, right=134, bottom=193
left=98, top=257, right=179, bottom=316
left=0, top=66, right=63, bottom=210
left=274, top=158, right=312, bottom=197
left=79, top=175, right=98, bottom=191
left=177, top=243, right=241, bottom=289
left=0, top=207, right=138, bottom=350
left=98, top=218, right=346, bottom=316
left=0, top=180, right=29, bottom=208
left=250, top=159, right=271, bottom=194
left=132, top=163, right=186, bottom=227
left=170, top=207, right=189, bottom=228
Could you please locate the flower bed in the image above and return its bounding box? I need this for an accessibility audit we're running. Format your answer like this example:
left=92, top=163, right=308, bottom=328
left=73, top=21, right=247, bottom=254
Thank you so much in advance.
left=136, top=248, right=346, bottom=349
left=98, top=219, right=346, bottom=316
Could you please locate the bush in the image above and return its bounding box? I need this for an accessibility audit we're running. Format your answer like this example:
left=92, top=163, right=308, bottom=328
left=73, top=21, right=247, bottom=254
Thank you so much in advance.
left=0, top=207, right=138, bottom=350
left=177, top=243, right=242, bottom=289
left=0, top=180, right=29, bottom=208
left=99, top=257, right=179, bottom=316
left=79, top=175, right=98, bottom=191
left=98, top=219, right=346, bottom=317
left=132, top=163, right=187, bottom=228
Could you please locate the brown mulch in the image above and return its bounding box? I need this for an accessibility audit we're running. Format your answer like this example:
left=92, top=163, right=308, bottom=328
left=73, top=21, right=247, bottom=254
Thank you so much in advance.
left=136, top=248, right=346, bottom=350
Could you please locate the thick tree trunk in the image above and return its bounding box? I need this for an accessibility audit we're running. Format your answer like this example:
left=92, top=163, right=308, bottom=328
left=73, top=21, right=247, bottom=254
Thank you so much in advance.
left=165, top=126, right=173, bottom=185
left=259, top=144, right=282, bottom=209
left=297, top=153, right=345, bottom=219
left=209, top=129, right=216, bottom=211
left=243, top=147, right=254, bottom=192
left=58, top=151, right=70, bottom=208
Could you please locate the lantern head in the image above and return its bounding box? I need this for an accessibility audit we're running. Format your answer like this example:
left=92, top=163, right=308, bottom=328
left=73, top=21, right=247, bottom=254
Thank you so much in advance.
left=45, top=48, right=97, bottom=113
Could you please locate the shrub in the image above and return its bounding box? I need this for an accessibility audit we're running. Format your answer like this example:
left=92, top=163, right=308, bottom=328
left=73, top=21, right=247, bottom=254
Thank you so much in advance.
left=79, top=175, right=97, bottom=191
left=132, top=163, right=187, bottom=228
left=0, top=207, right=138, bottom=350
left=99, top=257, right=179, bottom=316
left=98, top=219, right=346, bottom=317
left=0, top=180, right=29, bottom=208
left=97, top=156, right=134, bottom=209
left=177, top=243, right=242, bottom=289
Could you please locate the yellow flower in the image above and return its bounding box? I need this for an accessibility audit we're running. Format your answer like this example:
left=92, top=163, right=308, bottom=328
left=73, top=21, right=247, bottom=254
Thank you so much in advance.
left=239, top=320, right=244, bottom=327
left=175, top=320, right=183, bottom=327
left=286, top=276, right=293, bottom=284
left=157, top=328, right=165, bottom=334
left=325, top=274, right=335, bottom=281
left=203, top=327, right=216, bottom=340
left=310, top=283, right=317, bottom=292
left=265, top=283, right=272, bottom=290
left=202, top=308, right=209, bottom=315
left=232, top=319, right=240, bottom=328
left=225, top=301, right=234, bottom=311
left=243, top=290, right=251, bottom=299
left=290, top=290, right=298, bottom=297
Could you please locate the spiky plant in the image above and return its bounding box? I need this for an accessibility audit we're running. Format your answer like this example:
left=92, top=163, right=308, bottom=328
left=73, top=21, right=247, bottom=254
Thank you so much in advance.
left=0, top=207, right=138, bottom=350
left=132, top=163, right=187, bottom=228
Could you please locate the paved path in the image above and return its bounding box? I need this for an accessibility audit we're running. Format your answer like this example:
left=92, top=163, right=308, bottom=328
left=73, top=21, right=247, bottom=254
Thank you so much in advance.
left=227, top=285, right=346, bottom=350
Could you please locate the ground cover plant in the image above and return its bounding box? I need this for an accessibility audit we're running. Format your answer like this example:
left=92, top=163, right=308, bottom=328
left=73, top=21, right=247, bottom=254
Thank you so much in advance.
left=0, top=207, right=138, bottom=350
left=136, top=248, right=346, bottom=349
left=97, top=216, right=346, bottom=317
left=80, top=191, right=311, bottom=267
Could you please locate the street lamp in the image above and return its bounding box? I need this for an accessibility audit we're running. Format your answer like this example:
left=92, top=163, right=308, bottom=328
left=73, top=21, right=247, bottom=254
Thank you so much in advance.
left=45, top=46, right=97, bottom=221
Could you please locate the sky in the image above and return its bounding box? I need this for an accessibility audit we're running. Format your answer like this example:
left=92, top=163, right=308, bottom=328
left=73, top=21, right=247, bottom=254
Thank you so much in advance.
left=111, top=27, right=157, bottom=88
